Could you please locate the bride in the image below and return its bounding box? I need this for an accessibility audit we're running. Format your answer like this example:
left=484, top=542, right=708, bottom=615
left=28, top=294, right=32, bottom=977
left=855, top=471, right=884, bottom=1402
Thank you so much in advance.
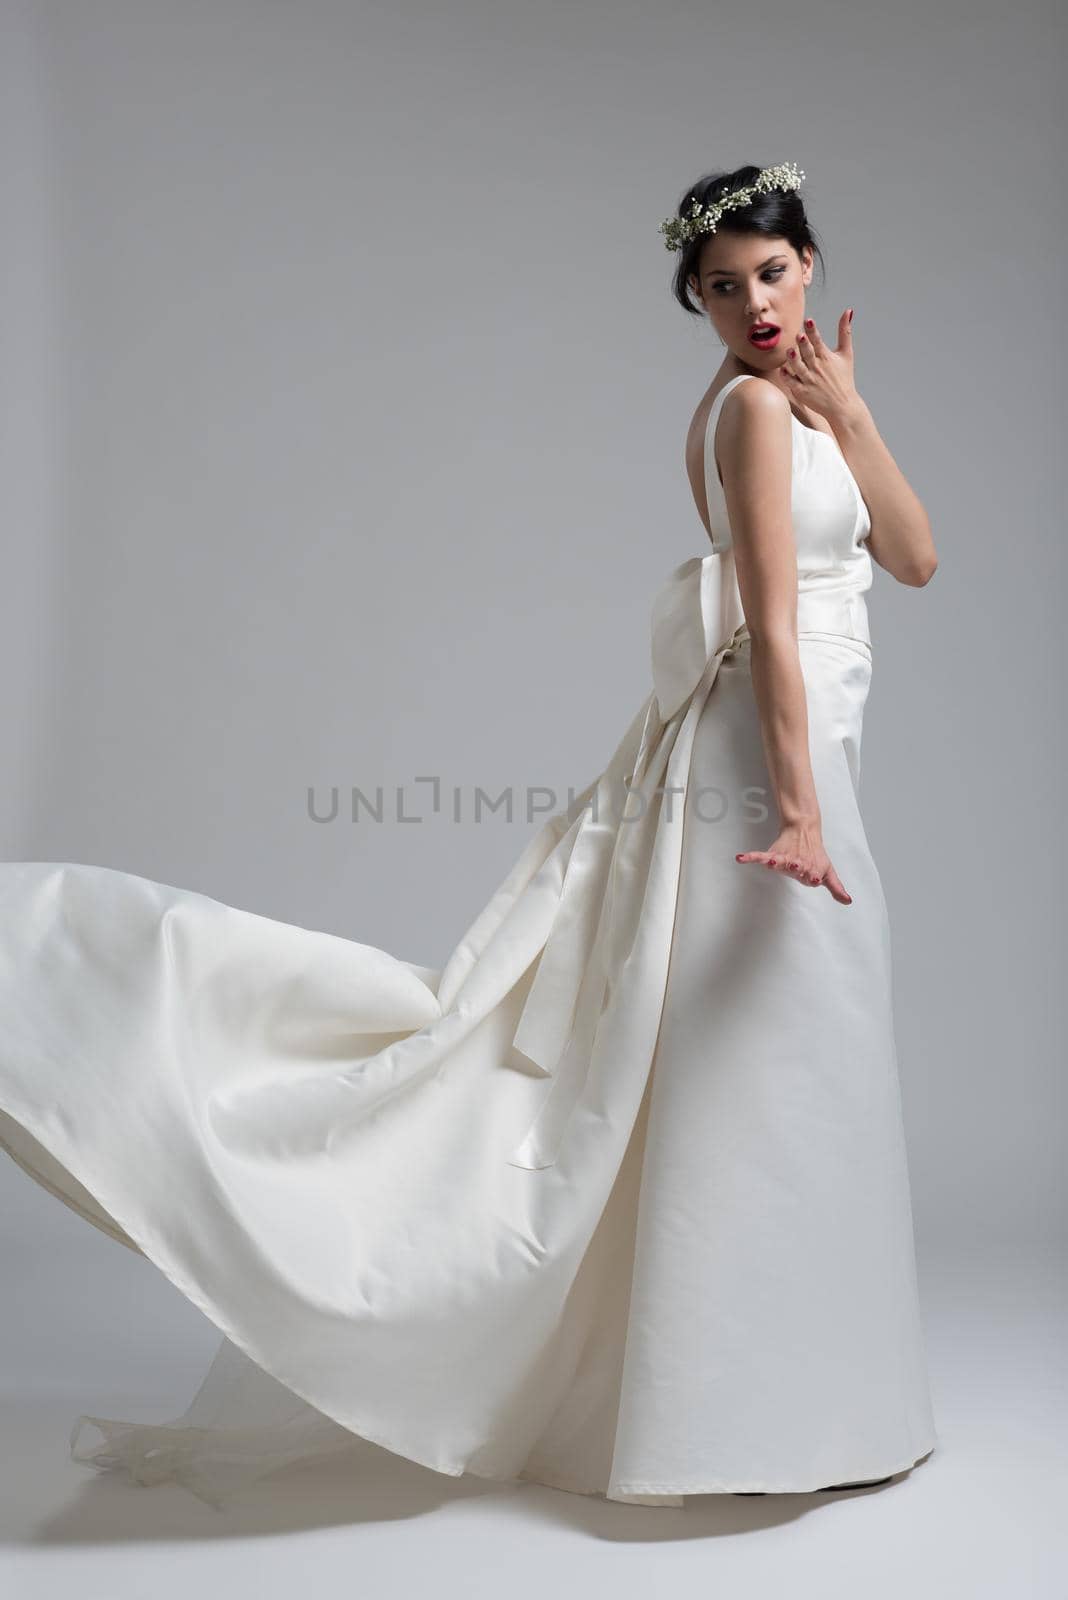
left=0, top=160, right=939, bottom=1509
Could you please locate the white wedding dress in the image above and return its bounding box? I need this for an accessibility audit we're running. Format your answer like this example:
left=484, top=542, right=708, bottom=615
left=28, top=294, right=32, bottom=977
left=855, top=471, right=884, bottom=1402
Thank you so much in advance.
left=0, top=374, right=938, bottom=1507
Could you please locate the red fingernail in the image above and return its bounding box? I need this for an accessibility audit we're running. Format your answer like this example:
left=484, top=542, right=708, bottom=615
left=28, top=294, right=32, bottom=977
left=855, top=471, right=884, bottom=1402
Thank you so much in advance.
left=848, top=308, right=854, bottom=323
left=805, top=319, right=813, bottom=328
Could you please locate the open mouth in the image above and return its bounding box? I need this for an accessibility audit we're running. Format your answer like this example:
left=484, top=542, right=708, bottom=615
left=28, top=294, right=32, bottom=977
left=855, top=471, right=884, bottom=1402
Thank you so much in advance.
left=748, top=324, right=781, bottom=347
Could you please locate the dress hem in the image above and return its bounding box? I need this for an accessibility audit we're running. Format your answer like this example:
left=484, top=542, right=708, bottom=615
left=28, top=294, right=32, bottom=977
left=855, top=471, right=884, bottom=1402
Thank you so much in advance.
left=4, top=1109, right=939, bottom=1513
left=509, top=1439, right=937, bottom=1504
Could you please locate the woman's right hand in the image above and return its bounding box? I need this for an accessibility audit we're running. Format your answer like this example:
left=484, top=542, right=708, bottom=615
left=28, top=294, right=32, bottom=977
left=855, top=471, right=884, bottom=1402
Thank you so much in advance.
left=736, top=825, right=852, bottom=904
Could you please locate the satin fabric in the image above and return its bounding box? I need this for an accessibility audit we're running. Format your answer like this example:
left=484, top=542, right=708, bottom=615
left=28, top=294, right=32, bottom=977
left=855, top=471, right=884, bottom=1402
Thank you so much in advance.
left=0, top=374, right=937, bottom=1506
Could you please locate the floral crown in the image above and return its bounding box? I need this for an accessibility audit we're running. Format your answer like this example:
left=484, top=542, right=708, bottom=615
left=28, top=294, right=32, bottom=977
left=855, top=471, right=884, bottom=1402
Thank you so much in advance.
left=658, top=162, right=805, bottom=252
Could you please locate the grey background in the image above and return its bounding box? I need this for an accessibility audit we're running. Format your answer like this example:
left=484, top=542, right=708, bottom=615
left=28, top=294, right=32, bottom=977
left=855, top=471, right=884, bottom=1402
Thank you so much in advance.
left=1, top=0, right=1063, bottom=1590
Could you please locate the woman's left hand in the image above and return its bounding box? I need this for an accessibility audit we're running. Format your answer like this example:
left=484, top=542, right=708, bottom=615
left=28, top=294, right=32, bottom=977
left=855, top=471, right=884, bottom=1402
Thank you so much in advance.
left=775, top=309, right=860, bottom=426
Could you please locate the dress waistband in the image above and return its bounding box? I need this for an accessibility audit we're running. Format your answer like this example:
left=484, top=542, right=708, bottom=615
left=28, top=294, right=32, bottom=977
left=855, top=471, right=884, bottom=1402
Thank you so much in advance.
left=734, top=588, right=871, bottom=649
left=650, top=553, right=870, bottom=725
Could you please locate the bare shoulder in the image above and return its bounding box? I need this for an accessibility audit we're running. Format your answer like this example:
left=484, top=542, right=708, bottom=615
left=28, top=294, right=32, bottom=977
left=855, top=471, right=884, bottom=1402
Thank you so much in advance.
left=720, top=375, right=791, bottom=434
left=691, top=375, right=793, bottom=505
left=715, top=377, right=792, bottom=483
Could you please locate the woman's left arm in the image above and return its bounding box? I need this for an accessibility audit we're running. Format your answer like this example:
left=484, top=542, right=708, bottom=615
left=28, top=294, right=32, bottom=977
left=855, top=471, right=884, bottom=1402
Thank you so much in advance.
left=829, top=398, right=939, bottom=587
left=780, top=311, right=939, bottom=588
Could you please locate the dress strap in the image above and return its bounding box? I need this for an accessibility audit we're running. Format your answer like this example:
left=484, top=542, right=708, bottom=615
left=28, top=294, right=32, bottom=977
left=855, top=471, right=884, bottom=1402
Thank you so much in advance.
left=704, top=374, right=757, bottom=461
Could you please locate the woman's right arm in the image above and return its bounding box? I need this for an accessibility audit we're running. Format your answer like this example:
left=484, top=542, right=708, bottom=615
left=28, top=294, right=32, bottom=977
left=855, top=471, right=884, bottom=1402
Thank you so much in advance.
left=716, top=378, right=852, bottom=905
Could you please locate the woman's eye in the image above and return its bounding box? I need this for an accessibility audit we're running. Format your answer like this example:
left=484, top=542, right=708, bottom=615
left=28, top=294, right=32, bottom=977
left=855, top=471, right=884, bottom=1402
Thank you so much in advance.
left=712, top=268, right=786, bottom=295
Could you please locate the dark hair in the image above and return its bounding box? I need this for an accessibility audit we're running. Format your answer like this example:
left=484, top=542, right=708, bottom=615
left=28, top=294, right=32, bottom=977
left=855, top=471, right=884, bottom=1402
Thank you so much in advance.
left=666, top=164, right=825, bottom=316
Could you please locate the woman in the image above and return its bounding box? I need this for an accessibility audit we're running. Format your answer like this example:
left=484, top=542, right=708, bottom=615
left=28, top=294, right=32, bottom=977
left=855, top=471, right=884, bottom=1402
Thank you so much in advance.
left=0, top=161, right=939, bottom=1509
